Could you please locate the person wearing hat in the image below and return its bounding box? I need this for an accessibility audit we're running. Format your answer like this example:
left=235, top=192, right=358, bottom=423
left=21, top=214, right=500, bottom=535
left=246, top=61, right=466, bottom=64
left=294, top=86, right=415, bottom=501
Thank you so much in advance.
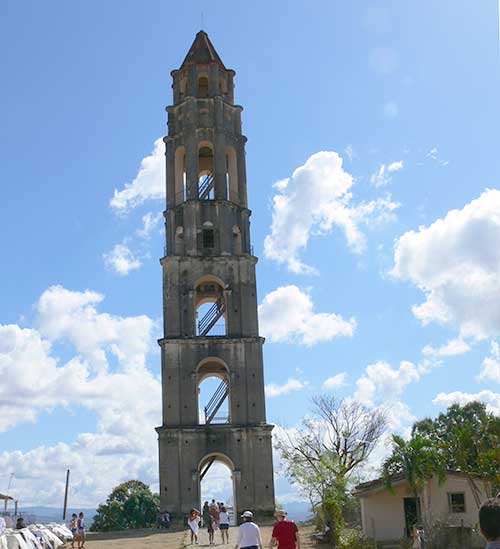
left=236, top=511, right=263, bottom=549
left=269, top=510, right=300, bottom=549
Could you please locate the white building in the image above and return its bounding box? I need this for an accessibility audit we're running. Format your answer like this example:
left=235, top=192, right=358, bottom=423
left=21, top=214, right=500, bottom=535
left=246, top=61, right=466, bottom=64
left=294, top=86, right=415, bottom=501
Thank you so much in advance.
left=354, top=471, right=491, bottom=543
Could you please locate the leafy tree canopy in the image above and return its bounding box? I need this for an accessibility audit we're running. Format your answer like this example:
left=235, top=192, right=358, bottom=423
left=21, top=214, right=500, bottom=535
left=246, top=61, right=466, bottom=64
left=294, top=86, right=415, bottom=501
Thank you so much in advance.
left=382, top=401, right=500, bottom=507
left=91, top=480, right=160, bottom=532
left=276, top=395, right=386, bottom=544
left=412, top=401, right=500, bottom=483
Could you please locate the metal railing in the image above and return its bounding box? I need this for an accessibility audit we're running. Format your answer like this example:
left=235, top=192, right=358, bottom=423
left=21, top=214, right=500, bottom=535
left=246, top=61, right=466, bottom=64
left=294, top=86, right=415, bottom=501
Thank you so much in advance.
left=168, top=188, right=240, bottom=207
left=204, top=379, right=229, bottom=424
left=199, top=172, right=215, bottom=199
left=198, top=299, right=225, bottom=336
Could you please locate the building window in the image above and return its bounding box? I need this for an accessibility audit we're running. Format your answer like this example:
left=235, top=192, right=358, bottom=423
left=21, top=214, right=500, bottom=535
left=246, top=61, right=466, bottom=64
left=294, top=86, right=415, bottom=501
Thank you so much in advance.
left=198, top=76, right=209, bottom=97
left=202, top=229, right=214, bottom=249
left=448, top=492, right=466, bottom=513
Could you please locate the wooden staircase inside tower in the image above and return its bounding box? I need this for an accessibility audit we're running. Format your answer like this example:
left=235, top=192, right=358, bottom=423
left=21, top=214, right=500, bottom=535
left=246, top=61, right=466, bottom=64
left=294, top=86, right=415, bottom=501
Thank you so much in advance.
left=198, top=172, right=215, bottom=199
left=197, top=298, right=226, bottom=336
left=204, top=378, right=229, bottom=424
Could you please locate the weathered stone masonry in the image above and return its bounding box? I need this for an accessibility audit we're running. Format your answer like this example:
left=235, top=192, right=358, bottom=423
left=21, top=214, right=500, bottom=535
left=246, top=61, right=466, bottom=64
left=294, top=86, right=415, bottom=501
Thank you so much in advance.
left=157, top=31, right=275, bottom=522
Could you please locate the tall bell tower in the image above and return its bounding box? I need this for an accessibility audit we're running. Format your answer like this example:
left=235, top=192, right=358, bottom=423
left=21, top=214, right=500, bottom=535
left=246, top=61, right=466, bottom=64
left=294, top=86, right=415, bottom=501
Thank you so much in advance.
left=157, top=31, right=275, bottom=522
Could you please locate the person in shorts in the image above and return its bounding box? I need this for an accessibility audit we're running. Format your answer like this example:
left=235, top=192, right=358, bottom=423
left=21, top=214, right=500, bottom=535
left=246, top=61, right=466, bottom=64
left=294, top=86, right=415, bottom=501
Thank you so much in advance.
left=269, top=510, right=300, bottom=549
left=77, top=512, right=86, bottom=549
left=219, top=505, right=230, bottom=544
left=203, top=501, right=215, bottom=545
left=69, top=514, right=78, bottom=549
left=479, top=497, right=500, bottom=548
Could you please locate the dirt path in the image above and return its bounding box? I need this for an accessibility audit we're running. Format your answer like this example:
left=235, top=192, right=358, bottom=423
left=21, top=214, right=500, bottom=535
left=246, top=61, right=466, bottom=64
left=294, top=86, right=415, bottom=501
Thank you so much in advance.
left=85, top=525, right=318, bottom=549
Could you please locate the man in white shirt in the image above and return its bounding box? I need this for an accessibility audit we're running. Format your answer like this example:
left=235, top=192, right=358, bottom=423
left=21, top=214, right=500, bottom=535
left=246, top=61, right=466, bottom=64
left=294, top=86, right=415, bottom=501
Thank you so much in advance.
left=236, top=511, right=263, bottom=549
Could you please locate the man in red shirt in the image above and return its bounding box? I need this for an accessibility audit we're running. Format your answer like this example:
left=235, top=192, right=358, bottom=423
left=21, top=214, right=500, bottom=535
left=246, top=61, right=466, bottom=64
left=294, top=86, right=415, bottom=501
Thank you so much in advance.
left=269, top=510, right=300, bottom=549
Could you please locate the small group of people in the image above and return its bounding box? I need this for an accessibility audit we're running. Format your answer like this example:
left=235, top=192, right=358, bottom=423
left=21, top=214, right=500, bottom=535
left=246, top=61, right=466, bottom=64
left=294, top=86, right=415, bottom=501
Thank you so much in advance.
left=188, top=505, right=300, bottom=549
left=236, top=509, right=300, bottom=549
left=68, top=512, right=86, bottom=549
left=188, top=500, right=230, bottom=545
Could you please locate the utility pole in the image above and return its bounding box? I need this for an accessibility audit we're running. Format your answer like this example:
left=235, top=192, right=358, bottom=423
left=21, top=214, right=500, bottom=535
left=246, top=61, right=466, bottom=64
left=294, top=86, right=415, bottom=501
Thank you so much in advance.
left=62, top=469, right=70, bottom=521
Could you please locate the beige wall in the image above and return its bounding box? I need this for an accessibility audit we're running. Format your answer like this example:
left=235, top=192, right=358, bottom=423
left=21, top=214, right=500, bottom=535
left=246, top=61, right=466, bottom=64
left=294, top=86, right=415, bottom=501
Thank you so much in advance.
left=423, top=475, right=491, bottom=527
left=359, top=474, right=492, bottom=542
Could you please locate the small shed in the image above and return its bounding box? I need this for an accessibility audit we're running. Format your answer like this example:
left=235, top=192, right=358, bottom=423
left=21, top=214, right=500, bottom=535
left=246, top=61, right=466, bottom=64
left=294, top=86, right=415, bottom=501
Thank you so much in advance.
left=354, top=470, right=491, bottom=543
left=0, top=493, right=17, bottom=515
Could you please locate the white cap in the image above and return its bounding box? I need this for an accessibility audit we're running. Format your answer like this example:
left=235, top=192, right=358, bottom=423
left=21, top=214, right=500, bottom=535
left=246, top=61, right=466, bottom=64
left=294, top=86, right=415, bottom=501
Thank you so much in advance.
left=241, top=510, right=253, bottom=518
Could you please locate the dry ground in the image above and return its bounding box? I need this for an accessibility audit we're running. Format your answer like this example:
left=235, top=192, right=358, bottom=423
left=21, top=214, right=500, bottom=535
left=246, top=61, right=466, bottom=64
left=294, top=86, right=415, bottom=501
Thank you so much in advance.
left=85, top=525, right=320, bottom=549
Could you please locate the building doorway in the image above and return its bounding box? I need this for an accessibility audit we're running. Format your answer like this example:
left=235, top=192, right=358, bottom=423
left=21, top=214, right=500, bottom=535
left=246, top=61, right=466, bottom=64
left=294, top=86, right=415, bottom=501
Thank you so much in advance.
left=403, top=497, right=421, bottom=537
left=199, top=454, right=237, bottom=526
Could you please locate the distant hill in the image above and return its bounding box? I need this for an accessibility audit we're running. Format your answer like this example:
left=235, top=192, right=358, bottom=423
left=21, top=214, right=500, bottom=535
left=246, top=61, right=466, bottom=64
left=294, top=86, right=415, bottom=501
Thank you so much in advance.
left=16, top=506, right=96, bottom=525
left=280, top=501, right=313, bottom=523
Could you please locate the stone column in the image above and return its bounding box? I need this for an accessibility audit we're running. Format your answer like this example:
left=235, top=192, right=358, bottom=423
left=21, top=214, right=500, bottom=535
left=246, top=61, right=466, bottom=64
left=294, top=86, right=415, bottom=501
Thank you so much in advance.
left=236, top=140, right=248, bottom=208
left=214, top=130, right=227, bottom=200
left=185, top=139, right=199, bottom=199
left=165, top=138, right=175, bottom=207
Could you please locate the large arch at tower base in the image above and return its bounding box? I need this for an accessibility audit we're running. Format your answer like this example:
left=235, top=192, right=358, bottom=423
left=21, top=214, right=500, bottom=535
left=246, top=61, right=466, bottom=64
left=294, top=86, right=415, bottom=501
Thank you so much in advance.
left=157, top=424, right=275, bottom=525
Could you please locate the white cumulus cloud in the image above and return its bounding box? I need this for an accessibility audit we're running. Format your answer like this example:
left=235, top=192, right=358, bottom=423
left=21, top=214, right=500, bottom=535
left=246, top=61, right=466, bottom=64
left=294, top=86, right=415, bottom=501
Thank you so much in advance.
left=478, top=341, right=500, bottom=383
left=0, top=286, right=160, bottom=507
left=110, top=138, right=164, bottom=212
left=322, top=373, right=348, bottom=390
left=258, top=285, right=356, bottom=346
left=103, top=243, right=142, bottom=276
left=264, top=151, right=399, bottom=274
left=137, top=211, right=163, bottom=239
left=422, top=338, right=471, bottom=358
left=354, top=359, right=434, bottom=431
left=433, top=390, right=500, bottom=416
left=392, top=189, right=500, bottom=341
left=265, top=378, right=308, bottom=398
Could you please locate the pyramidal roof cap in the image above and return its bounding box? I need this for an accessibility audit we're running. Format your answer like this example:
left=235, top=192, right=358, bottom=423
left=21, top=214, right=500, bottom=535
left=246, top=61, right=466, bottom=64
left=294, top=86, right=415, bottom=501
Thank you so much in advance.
left=180, top=31, right=227, bottom=70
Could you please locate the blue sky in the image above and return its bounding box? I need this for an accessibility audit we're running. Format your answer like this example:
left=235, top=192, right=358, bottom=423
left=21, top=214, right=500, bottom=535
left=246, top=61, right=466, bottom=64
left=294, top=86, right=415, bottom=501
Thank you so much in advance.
left=1, top=0, right=500, bottom=508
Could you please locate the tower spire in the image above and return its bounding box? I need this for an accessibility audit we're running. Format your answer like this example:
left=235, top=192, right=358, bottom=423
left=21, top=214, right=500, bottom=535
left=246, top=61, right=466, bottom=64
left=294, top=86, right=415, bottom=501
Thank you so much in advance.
left=180, top=30, right=226, bottom=70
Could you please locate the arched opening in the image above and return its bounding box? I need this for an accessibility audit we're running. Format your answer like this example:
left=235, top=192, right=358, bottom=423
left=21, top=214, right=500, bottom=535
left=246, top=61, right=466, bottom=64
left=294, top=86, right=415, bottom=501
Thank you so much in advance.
left=174, top=146, right=186, bottom=203
left=198, top=75, right=209, bottom=98
left=198, top=144, right=214, bottom=200
left=202, top=221, right=215, bottom=250
left=195, top=276, right=227, bottom=336
left=199, top=454, right=236, bottom=526
left=232, top=225, right=242, bottom=255
left=197, top=358, right=230, bottom=425
left=226, top=146, right=238, bottom=203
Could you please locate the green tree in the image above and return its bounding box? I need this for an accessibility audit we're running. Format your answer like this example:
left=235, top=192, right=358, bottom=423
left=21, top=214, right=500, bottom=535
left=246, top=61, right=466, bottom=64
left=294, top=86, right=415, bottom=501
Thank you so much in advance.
left=412, top=401, right=500, bottom=505
left=382, top=402, right=500, bottom=510
left=382, top=434, right=447, bottom=497
left=91, top=480, right=160, bottom=532
left=276, top=395, right=386, bottom=544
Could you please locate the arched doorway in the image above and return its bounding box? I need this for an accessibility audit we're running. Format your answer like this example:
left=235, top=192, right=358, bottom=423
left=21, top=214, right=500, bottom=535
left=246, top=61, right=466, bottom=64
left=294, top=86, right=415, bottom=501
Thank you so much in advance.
left=199, top=454, right=237, bottom=526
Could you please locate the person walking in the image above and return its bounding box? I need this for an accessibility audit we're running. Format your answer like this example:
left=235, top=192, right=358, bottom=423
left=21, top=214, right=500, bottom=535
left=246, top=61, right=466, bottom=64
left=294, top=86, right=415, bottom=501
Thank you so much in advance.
left=479, top=498, right=500, bottom=548
left=77, top=512, right=86, bottom=549
left=236, top=511, right=262, bottom=549
left=69, top=514, right=78, bottom=549
left=188, top=509, right=200, bottom=544
left=210, top=499, right=220, bottom=530
left=219, top=505, right=230, bottom=544
left=268, top=510, right=300, bottom=549
left=203, top=501, right=215, bottom=545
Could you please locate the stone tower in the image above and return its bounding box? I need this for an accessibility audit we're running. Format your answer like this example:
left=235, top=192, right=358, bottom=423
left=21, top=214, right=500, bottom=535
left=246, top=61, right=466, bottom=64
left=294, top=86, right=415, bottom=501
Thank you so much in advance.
left=157, top=31, right=275, bottom=522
